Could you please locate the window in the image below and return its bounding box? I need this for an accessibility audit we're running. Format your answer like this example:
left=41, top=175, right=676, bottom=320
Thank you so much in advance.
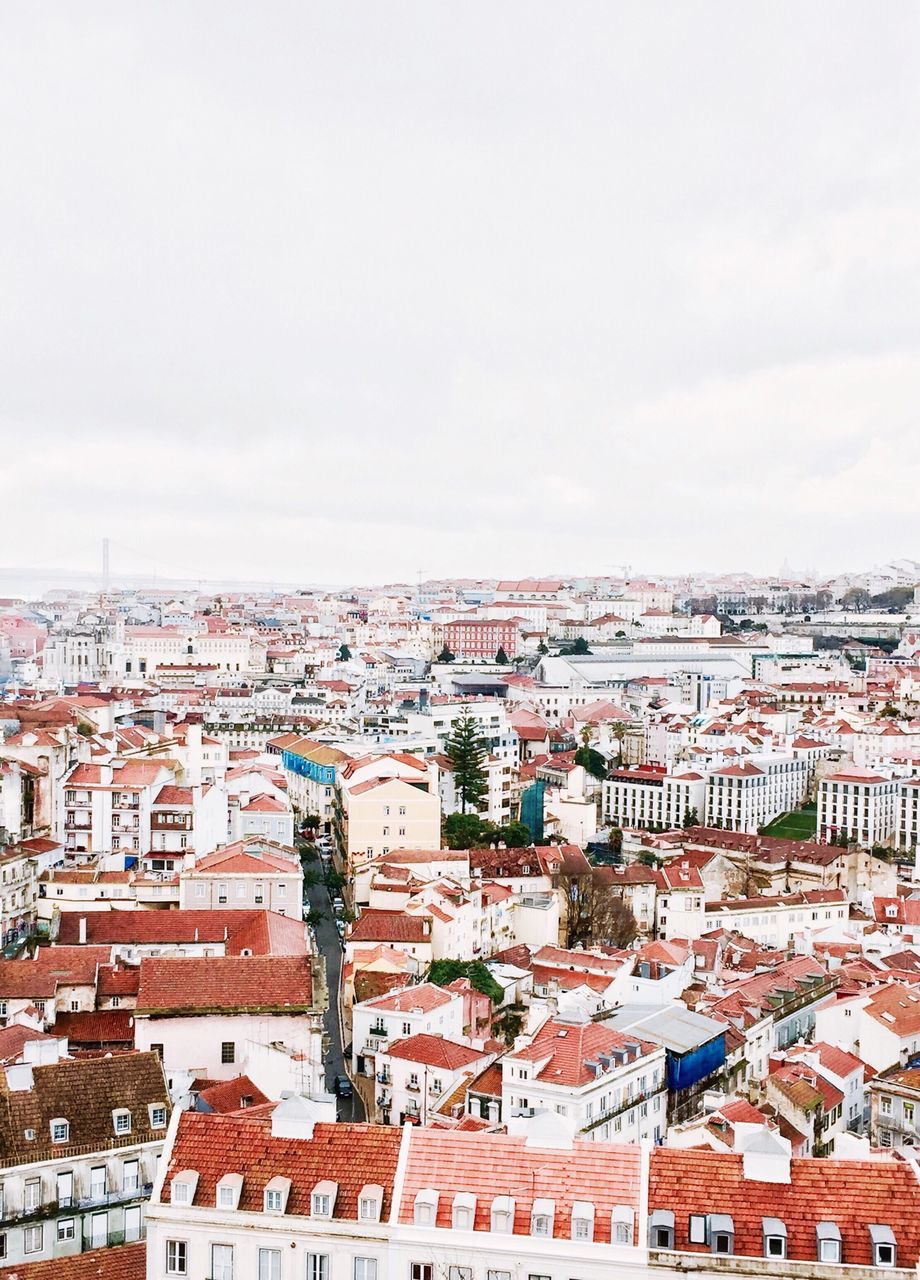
left=172, top=1181, right=191, bottom=1205
left=0, top=1232, right=6, bottom=1259
left=123, top=1159, right=139, bottom=1193
left=307, top=1256, right=329, bottom=1280
left=359, top=1196, right=379, bottom=1221
left=573, top=1217, right=592, bottom=1241
left=113, top=1109, right=132, bottom=1135
left=402, top=1021, right=411, bottom=1035
left=649, top=1209, right=674, bottom=1249
left=411, top=1267, right=433, bottom=1280
left=24, top=1179, right=40, bottom=1210
left=354, top=1261, right=377, bottom=1280
left=196, top=883, right=206, bottom=899
left=259, top=1250, right=281, bottom=1280
left=51, top=1118, right=69, bottom=1143
left=689, top=1214, right=707, bottom=1244
left=150, top=1105, right=168, bottom=1128
left=906, top=1103, right=915, bottom=1125
left=881, top=1095, right=893, bottom=1115
left=448, top=1270, right=472, bottom=1280
left=870, top=1225, right=897, bottom=1268
left=24, top=1225, right=42, bottom=1254
left=125, top=1206, right=141, bottom=1242
left=532, top=1214, right=551, bottom=1236
left=151, top=1043, right=164, bottom=1060
left=211, top=1244, right=234, bottom=1280
left=166, top=1240, right=188, bottom=1275
left=817, top=1222, right=842, bottom=1264
left=763, top=1217, right=787, bottom=1259
left=265, top=1188, right=284, bottom=1212
left=57, top=1219, right=75, bottom=1242
left=312, top=1193, right=331, bottom=1217
left=221, top=1042, right=236, bottom=1064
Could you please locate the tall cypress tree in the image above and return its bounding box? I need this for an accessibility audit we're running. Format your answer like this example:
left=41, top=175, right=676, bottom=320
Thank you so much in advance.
left=445, top=711, right=489, bottom=814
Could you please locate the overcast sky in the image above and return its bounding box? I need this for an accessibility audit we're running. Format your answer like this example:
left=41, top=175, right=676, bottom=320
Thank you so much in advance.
left=2, top=3, right=919, bottom=587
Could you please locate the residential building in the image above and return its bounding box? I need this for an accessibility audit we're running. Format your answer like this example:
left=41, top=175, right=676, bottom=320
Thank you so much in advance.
left=0, top=1050, right=170, bottom=1266
left=818, top=769, right=900, bottom=847
left=132, top=955, right=325, bottom=1093
left=502, top=1016, right=668, bottom=1143
left=868, top=1065, right=920, bottom=1149
left=705, top=755, right=808, bottom=834
left=352, top=982, right=465, bottom=1078
left=143, top=1101, right=920, bottom=1280
left=373, top=1033, right=493, bottom=1126
left=178, top=838, right=303, bottom=919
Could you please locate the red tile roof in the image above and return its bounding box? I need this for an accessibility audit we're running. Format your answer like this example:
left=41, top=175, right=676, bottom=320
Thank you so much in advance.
left=136, top=955, right=314, bottom=1014
left=649, top=1147, right=920, bottom=1267
left=348, top=910, right=430, bottom=944
left=197, top=1074, right=269, bottom=1113
left=53, top=1009, right=135, bottom=1045
left=398, top=1127, right=641, bottom=1241
left=56, top=909, right=307, bottom=955
left=166, top=1111, right=402, bottom=1219
left=0, top=947, right=111, bottom=998
left=511, top=1017, right=658, bottom=1086
left=386, top=1034, right=489, bottom=1070
left=0, top=1242, right=146, bottom=1280
left=362, top=982, right=454, bottom=1014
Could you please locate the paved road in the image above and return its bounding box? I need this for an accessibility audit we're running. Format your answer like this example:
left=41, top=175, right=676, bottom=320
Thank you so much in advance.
left=305, top=874, right=365, bottom=1122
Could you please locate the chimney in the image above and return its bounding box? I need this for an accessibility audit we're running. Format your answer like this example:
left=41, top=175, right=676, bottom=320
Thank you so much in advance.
left=78, top=917, right=87, bottom=944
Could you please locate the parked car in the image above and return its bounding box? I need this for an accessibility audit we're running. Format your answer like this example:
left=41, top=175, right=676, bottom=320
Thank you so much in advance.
left=334, top=1074, right=353, bottom=1098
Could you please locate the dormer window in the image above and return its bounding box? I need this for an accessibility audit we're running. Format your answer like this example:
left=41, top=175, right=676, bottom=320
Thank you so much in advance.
left=50, top=1118, right=69, bottom=1144
left=531, top=1197, right=554, bottom=1238
left=491, top=1195, right=515, bottom=1233
left=571, top=1200, right=594, bottom=1242
left=870, top=1224, right=897, bottom=1268
left=649, top=1209, right=674, bottom=1249
left=359, top=1184, right=383, bottom=1222
left=311, top=1181, right=337, bottom=1218
left=452, top=1192, right=476, bottom=1231
left=816, top=1221, right=842, bottom=1264
left=414, top=1188, right=439, bottom=1226
left=612, top=1205, right=634, bottom=1245
left=149, top=1104, right=168, bottom=1129
left=709, top=1214, right=734, bottom=1255
left=763, top=1218, right=787, bottom=1259
left=264, top=1176, right=291, bottom=1214
left=171, top=1170, right=199, bottom=1206
left=112, top=1108, right=132, bottom=1136
left=216, top=1174, right=243, bottom=1211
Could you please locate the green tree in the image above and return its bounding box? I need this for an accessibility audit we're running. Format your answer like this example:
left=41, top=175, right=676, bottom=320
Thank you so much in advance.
left=437, top=645, right=456, bottom=663
left=608, top=826, right=623, bottom=855
left=560, top=636, right=592, bottom=656
left=306, top=908, right=327, bottom=928
left=683, top=807, right=699, bottom=828
left=880, top=703, right=900, bottom=718
left=494, top=646, right=509, bottom=664
left=841, top=587, right=871, bottom=613
left=445, top=711, right=488, bottom=813
left=443, top=812, right=488, bottom=849
left=575, top=746, right=608, bottom=780
left=537, top=641, right=549, bottom=655
left=609, top=720, right=628, bottom=761
left=637, top=849, right=660, bottom=868
left=428, top=959, right=504, bottom=1004
left=337, top=643, right=352, bottom=661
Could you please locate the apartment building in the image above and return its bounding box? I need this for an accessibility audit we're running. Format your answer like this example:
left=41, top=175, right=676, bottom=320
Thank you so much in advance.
left=604, top=765, right=706, bottom=831
left=817, top=769, right=900, bottom=846
left=502, top=1016, right=667, bottom=1144
left=58, top=760, right=179, bottom=856
left=705, top=755, right=808, bottom=834
left=351, top=982, right=465, bottom=1078
left=0, top=1050, right=170, bottom=1266
left=178, top=838, right=303, bottom=920
left=373, top=1033, right=493, bottom=1127
left=144, top=1103, right=920, bottom=1280
left=335, top=756, right=441, bottom=868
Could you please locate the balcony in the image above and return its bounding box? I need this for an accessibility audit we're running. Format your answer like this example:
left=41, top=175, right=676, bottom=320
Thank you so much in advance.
left=3, top=1184, right=152, bottom=1224
left=406, top=1082, right=420, bottom=1093
left=376, top=1071, right=391, bottom=1085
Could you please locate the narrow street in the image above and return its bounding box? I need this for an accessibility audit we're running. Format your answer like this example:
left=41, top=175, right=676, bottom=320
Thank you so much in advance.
left=305, top=873, right=366, bottom=1122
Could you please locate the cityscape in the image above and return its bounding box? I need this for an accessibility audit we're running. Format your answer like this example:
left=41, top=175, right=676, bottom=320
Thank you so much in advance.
left=3, top=3, right=920, bottom=1279
left=3, top=566, right=920, bottom=1279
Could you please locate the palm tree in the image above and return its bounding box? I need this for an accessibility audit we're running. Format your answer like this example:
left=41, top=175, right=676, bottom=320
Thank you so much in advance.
left=609, top=720, right=628, bottom=762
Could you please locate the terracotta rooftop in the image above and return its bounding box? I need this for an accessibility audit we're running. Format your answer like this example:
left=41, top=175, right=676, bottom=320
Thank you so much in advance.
left=136, top=955, right=315, bottom=1014
left=0, top=1242, right=146, bottom=1280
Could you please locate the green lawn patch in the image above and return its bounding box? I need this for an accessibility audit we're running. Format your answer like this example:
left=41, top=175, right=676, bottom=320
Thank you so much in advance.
left=763, top=807, right=817, bottom=840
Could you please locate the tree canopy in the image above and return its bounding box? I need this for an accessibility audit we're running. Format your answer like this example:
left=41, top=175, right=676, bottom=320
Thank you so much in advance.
left=445, top=711, right=488, bottom=813
left=428, top=959, right=504, bottom=1005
